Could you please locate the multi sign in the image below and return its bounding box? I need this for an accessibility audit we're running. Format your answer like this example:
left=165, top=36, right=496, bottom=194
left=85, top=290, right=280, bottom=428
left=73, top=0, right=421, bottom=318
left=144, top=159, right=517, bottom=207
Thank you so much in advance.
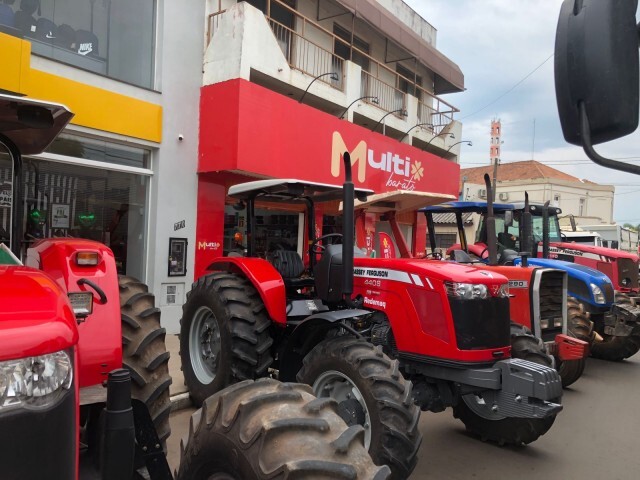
left=198, top=79, right=459, bottom=198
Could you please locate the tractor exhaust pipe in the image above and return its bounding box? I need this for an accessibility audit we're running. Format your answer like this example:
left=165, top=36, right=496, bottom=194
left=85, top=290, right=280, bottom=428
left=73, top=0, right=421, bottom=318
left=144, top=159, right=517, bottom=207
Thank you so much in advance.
left=542, top=200, right=550, bottom=259
left=101, top=369, right=135, bottom=480
left=520, top=192, right=533, bottom=266
left=483, top=174, right=498, bottom=265
left=342, top=152, right=355, bottom=303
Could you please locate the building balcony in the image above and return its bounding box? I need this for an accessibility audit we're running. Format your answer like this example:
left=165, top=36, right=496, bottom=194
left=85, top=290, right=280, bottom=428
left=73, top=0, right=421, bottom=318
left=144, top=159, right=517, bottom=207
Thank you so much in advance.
left=204, top=0, right=464, bottom=159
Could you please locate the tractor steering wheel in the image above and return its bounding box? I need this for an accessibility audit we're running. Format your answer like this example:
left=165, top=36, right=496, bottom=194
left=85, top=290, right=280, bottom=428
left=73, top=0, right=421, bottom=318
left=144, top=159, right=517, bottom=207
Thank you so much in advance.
left=311, top=233, right=343, bottom=254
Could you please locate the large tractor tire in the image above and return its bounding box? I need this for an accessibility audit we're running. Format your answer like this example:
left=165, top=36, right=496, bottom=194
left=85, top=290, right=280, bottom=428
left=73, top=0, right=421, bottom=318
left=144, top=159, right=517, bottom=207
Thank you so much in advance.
left=120, top=275, right=172, bottom=447
left=452, top=324, right=558, bottom=446
left=566, top=296, right=595, bottom=344
left=591, top=292, right=640, bottom=361
left=175, top=379, right=390, bottom=480
left=180, top=273, right=274, bottom=406
left=296, top=335, right=421, bottom=480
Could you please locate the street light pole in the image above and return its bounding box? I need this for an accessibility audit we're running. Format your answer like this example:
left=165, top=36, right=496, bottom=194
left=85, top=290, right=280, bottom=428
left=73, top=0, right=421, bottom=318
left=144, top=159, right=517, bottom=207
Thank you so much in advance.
left=426, top=131, right=455, bottom=145
left=371, top=108, right=408, bottom=133
left=399, top=123, right=433, bottom=142
left=299, top=72, right=339, bottom=104
left=339, top=96, right=379, bottom=119
left=446, top=140, right=473, bottom=152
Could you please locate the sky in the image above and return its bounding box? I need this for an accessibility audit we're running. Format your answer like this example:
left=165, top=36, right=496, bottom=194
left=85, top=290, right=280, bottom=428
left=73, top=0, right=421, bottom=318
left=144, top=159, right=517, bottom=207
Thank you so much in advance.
left=403, top=0, right=640, bottom=225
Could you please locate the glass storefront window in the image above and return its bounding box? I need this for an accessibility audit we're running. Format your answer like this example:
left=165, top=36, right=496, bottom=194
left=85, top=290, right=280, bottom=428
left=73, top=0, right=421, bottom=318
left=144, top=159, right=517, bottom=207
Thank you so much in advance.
left=19, top=157, right=148, bottom=278
left=47, top=132, right=151, bottom=168
left=0, top=0, right=156, bottom=89
left=223, top=205, right=302, bottom=258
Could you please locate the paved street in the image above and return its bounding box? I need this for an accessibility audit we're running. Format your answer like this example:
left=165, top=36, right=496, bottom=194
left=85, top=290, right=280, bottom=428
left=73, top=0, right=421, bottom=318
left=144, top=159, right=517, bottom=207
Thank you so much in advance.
left=168, top=355, right=640, bottom=479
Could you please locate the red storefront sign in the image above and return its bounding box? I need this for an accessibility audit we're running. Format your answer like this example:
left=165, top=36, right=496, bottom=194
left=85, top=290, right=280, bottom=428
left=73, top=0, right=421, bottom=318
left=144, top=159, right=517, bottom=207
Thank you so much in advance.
left=196, top=79, right=460, bottom=278
left=199, top=79, right=460, bottom=197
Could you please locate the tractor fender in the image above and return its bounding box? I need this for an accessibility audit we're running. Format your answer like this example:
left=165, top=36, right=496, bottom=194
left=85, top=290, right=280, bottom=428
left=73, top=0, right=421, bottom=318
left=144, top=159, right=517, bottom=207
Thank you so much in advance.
left=515, top=257, right=614, bottom=308
left=278, top=309, right=371, bottom=382
left=206, top=257, right=287, bottom=325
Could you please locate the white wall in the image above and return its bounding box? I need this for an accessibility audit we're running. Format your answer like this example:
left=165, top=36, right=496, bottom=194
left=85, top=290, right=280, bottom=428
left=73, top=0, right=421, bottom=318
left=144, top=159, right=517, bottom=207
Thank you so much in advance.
left=147, top=0, right=206, bottom=333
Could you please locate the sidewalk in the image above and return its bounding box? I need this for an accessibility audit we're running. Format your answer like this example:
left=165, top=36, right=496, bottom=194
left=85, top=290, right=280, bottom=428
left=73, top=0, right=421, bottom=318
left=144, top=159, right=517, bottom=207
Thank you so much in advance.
left=166, top=334, right=192, bottom=411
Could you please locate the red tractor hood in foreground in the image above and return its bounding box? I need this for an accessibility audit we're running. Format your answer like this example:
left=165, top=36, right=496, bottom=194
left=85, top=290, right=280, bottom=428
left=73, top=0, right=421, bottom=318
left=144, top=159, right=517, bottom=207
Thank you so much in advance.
left=354, top=257, right=509, bottom=286
left=0, top=266, right=78, bottom=361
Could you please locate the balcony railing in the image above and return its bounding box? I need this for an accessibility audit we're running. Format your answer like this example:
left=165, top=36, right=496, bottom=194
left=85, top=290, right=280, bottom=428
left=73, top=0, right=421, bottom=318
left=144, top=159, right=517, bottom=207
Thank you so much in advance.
left=206, top=0, right=459, bottom=131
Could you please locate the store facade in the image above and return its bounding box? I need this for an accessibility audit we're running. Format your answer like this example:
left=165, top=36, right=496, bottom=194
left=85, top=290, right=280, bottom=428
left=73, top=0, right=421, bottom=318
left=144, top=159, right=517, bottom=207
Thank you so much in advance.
left=1, top=1, right=205, bottom=333
left=196, top=78, right=460, bottom=278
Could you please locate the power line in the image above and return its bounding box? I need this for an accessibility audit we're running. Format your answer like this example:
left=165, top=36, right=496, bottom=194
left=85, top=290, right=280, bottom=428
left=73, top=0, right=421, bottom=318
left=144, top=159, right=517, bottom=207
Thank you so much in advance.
left=460, top=53, right=554, bottom=120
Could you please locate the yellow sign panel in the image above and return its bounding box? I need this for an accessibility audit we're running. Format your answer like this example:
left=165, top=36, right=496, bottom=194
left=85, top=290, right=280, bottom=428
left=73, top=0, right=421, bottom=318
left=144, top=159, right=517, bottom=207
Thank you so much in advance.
left=0, top=33, right=161, bottom=143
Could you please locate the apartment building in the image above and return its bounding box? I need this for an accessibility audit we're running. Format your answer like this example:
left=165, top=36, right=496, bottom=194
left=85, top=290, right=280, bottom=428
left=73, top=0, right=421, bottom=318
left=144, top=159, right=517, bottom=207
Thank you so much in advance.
left=0, top=0, right=464, bottom=332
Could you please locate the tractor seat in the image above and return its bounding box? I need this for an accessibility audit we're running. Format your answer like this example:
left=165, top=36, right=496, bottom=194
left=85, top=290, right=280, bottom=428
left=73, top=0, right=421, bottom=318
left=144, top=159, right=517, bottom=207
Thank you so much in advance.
left=270, top=250, right=315, bottom=289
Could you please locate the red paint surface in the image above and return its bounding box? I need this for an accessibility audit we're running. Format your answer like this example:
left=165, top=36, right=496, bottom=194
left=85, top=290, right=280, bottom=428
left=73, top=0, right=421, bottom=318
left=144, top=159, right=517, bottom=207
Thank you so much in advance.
left=206, top=257, right=287, bottom=325
left=352, top=257, right=511, bottom=362
left=0, top=265, right=78, bottom=361
left=199, top=79, right=460, bottom=196
left=26, top=238, right=122, bottom=387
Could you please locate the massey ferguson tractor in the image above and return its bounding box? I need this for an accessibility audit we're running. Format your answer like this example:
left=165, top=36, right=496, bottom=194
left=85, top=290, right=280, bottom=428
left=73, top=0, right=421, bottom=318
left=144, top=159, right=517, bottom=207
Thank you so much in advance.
left=180, top=154, right=564, bottom=478
left=449, top=192, right=640, bottom=363
left=420, top=178, right=589, bottom=388
left=0, top=94, right=385, bottom=480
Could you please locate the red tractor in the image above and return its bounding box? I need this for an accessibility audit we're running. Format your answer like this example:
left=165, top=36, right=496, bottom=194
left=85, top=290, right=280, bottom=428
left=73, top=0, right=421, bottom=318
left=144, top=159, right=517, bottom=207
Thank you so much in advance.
left=0, top=94, right=386, bottom=480
left=417, top=177, right=589, bottom=387
left=180, top=155, right=564, bottom=478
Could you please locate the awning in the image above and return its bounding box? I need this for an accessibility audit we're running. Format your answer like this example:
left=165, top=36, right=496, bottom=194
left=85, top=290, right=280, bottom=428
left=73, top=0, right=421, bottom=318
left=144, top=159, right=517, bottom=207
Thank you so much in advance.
left=334, top=0, right=464, bottom=94
left=341, top=190, right=457, bottom=213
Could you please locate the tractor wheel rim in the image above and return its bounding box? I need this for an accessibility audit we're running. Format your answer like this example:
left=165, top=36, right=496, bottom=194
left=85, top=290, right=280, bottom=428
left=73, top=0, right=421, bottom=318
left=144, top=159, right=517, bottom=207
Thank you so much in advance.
left=313, top=370, right=372, bottom=448
left=189, top=306, right=221, bottom=384
left=462, top=393, right=506, bottom=421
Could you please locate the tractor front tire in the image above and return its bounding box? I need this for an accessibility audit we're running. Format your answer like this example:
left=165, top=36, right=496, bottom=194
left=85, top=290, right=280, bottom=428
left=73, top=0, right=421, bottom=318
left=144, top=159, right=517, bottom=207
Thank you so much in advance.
left=120, top=275, right=172, bottom=447
left=175, top=379, right=390, bottom=480
left=591, top=292, right=640, bottom=361
left=180, top=273, right=274, bottom=406
left=452, top=324, right=557, bottom=446
left=296, top=336, right=421, bottom=480
left=567, top=297, right=595, bottom=344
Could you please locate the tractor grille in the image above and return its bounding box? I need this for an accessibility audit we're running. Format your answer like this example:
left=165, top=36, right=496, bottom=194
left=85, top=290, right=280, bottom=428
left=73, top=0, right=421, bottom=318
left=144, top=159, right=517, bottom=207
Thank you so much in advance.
left=0, top=386, right=75, bottom=478
left=617, top=257, right=639, bottom=289
left=537, top=270, right=565, bottom=342
left=449, top=297, right=510, bottom=350
left=602, top=282, right=615, bottom=303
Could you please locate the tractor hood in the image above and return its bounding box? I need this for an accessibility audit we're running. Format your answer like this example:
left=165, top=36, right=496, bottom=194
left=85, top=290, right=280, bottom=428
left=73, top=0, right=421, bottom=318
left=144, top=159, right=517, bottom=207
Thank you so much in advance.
left=354, top=257, right=509, bottom=286
left=514, top=257, right=613, bottom=287
left=0, top=266, right=78, bottom=361
left=551, top=241, right=639, bottom=262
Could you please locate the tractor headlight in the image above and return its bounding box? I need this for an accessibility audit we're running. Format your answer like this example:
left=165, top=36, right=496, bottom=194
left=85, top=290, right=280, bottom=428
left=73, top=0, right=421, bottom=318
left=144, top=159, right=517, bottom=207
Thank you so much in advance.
left=540, top=319, right=550, bottom=329
left=590, top=283, right=606, bottom=304
left=445, top=282, right=488, bottom=300
left=0, top=350, right=73, bottom=411
left=621, top=277, right=631, bottom=288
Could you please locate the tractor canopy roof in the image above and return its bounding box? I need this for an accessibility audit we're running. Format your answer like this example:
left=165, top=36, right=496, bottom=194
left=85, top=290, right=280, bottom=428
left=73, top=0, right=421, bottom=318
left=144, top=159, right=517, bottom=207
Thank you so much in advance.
left=228, top=179, right=373, bottom=203
left=0, top=93, right=73, bottom=155
left=420, top=201, right=514, bottom=213
left=421, top=201, right=562, bottom=216
left=353, top=190, right=457, bottom=213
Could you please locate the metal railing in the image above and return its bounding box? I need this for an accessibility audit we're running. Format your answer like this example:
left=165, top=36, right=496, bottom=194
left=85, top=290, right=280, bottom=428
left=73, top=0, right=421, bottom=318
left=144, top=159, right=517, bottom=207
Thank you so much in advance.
left=268, top=20, right=344, bottom=91
left=205, top=0, right=459, bottom=128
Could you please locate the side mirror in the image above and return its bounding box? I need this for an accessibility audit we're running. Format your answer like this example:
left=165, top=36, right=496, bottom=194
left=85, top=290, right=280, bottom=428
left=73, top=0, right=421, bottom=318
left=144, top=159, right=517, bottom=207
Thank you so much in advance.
left=504, top=210, right=513, bottom=228
left=569, top=214, right=577, bottom=232
left=555, top=0, right=639, bottom=146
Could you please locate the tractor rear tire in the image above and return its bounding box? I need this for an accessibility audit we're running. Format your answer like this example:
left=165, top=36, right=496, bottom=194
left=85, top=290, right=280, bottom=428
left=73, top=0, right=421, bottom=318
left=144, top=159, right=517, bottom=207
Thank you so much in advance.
left=120, top=275, right=172, bottom=447
left=452, top=324, right=558, bottom=446
left=296, top=335, right=421, bottom=480
left=175, top=379, right=389, bottom=480
left=180, top=273, right=274, bottom=406
left=591, top=292, right=640, bottom=361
